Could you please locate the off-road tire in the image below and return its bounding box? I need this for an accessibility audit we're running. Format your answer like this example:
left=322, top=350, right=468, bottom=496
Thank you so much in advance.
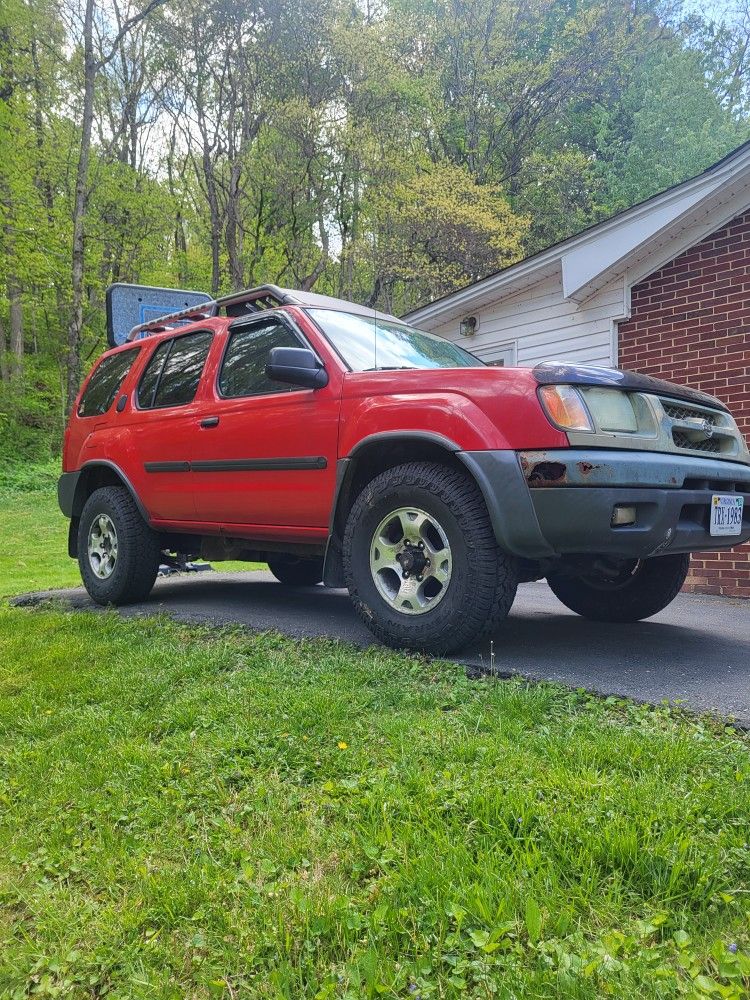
left=78, top=486, right=161, bottom=605
left=343, top=462, right=518, bottom=654
left=546, top=553, right=690, bottom=623
left=267, top=555, right=324, bottom=587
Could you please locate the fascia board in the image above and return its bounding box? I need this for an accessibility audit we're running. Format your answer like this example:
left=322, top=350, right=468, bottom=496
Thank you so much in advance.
left=562, top=178, right=723, bottom=301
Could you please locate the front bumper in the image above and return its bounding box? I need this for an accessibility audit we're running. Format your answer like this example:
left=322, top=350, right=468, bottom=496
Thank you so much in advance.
left=459, top=449, right=750, bottom=560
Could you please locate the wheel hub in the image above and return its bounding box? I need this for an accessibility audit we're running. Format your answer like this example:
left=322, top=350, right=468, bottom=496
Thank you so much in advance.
left=87, top=513, right=119, bottom=580
left=369, top=507, right=452, bottom=615
left=396, top=542, right=429, bottom=580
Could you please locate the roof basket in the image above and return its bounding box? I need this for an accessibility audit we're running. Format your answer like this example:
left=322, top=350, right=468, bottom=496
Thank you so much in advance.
left=105, top=283, right=301, bottom=347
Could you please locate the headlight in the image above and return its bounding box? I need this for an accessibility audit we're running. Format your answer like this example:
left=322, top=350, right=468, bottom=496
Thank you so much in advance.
left=538, top=384, right=593, bottom=432
left=581, top=388, right=638, bottom=433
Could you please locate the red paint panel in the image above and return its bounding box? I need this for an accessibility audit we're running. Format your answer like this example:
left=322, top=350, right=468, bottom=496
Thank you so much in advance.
left=189, top=315, right=342, bottom=527
left=338, top=368, right=568, bottom=456
left=189, top=388, right=341, bottom=526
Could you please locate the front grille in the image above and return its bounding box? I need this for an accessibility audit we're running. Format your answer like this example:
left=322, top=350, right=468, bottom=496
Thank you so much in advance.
left=657, top=394, right=742, bottom=459
left=672, top=430, right=722, bottom=453
left=663, top=402, right=720, bottom=425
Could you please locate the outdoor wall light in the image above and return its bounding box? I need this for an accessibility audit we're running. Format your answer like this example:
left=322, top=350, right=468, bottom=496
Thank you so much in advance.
left=460, top=315, right=478, bottom=337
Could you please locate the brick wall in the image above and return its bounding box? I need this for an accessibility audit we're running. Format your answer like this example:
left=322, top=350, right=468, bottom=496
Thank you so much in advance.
left=617, top=212, right=750, bottom=598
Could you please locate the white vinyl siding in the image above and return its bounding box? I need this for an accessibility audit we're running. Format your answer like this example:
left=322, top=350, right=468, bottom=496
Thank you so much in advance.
left=423, top=273, right=625, bottom=367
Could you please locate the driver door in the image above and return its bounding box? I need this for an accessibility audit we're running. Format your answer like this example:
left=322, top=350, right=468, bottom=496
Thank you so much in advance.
left=190, top=315, right=340, bottom=529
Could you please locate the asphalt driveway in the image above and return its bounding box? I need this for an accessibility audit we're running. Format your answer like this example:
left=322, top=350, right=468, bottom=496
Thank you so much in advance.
left=15, top=570, right=750, bottom=724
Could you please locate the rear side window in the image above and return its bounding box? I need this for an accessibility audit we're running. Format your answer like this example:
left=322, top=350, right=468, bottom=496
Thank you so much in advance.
left=219, top=319, right=303, bottom=398
left=137, top=331, right=213, bottom=409
left=78, top=349, right=138, bottom=417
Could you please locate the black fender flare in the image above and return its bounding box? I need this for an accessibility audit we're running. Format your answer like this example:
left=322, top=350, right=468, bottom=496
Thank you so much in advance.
left=321, top=437, right=555, bottom=586
left=322, top=431, right=477, bottom=587
left=59, top=461, right=152, bottom=556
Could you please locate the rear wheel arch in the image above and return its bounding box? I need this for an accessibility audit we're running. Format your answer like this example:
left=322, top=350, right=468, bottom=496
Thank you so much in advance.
left=68, top=462, right=150, bottom=556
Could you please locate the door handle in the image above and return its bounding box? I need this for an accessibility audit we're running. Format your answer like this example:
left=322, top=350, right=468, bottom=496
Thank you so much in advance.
left=200, top=416, right=220, bottom=428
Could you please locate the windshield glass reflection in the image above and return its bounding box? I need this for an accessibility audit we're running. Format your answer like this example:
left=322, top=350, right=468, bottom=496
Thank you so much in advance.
left=306, top=309, right=483, bottom=371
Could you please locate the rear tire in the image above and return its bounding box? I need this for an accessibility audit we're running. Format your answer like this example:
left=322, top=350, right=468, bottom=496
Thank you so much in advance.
left=343, top=462, right=518, bottom=655
left=267, top=555, right=323, bottom=587
left=78, top=486, right=161, bottom=605
left=546, top=553, right=690, bottom=622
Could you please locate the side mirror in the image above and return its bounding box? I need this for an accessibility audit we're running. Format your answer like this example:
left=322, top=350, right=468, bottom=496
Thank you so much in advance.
left=266, top=346, right=328, bottom=390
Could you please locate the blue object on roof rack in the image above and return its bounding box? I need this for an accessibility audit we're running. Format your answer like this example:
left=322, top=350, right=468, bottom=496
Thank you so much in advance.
left=106, top=281, right=402, bottom=348
left=106, top=283, right=213, bottom=347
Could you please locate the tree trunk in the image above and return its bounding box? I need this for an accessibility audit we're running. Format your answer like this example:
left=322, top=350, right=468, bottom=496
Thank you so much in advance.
left=203, top=148, right=222, bottom=296
left=8, top=274, right=23, bottom=373
left=0, top=313, right=8, bottom=383
left=166, top=129, right=188, bottom=283
left=1, top=180, right=23, bottom=377
left=66, top=0, right=95, bottom=413
left=225, top=158, right=244, bottom=290
left=30, top=37, right=55, bottom=217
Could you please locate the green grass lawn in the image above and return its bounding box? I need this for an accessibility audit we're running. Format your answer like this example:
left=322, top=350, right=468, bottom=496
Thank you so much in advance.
left=0, top=608, right=749, bottom=998
left=0, top=489, right=82, bottom=596
left=0, top=465, right=261, bottom=597
left=1, top=472, right=749, bottom=998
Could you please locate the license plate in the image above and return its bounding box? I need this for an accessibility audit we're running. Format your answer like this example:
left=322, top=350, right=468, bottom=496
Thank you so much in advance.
left=710, top=494, right=744, bottom=536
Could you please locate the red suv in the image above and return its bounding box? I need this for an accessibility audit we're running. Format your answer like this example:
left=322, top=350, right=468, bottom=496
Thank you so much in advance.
left=59, top=283, right=750, bottom=654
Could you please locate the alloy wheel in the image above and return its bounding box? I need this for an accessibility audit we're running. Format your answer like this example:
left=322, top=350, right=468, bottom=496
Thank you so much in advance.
left=369, top=506, right=452, bottom=615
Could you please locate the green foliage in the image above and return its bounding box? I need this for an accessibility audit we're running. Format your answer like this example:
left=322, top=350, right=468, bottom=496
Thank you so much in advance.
left=0, top=606, right=749, bottom=996
left=0, top=356, right=64, bottom=463
left=516, top=148, right=603, bottom=254
left=2, top=0, right=750, bottom=453
left=593, top=41, right=750, bottom=215
left=366, top=161, right=529, bottom=311
left=0, top=458, right=59, bottom=494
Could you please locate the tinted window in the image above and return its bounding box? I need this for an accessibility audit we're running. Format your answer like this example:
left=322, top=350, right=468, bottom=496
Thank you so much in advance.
left=137, top=331, right=212, bottom=409
left=78, top=349, right=138, bottom=417
left=137, top=340, right=171, bottom=409
left=219, top=319, right=303, bottom=398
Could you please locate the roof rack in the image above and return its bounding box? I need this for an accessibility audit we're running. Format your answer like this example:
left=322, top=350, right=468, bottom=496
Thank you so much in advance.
left=108, top=281, right=404, bottom=348
left=126, top=284, right=299, bottom=341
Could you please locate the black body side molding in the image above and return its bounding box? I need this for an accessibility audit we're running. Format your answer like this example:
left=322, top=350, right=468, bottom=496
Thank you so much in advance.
left=143, top=457, right=327, bottom=473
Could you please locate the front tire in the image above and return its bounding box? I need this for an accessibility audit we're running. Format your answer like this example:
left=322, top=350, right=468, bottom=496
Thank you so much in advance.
left=343, top=462, right=518, bottom=655
left=267, top=555, right=324, bottom=587
left=78, top=486, right=161, bottom=605
left=546, top=553, right=690, bottom=622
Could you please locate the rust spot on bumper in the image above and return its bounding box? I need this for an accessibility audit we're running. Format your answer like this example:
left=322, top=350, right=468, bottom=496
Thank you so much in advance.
left=577, top=461, right=600, bottom=477
left=526, top=461, right=567, bottom=487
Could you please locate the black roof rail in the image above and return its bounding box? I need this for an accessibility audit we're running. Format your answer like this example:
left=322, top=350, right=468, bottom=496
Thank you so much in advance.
left=126, top=284, right=299, bottom=341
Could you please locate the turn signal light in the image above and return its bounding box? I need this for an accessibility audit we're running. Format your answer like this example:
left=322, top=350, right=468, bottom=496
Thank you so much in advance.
left=538, top=384, right=593, bottom=432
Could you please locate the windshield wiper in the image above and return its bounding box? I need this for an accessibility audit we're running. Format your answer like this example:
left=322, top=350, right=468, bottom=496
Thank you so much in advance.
left=362, top=366, right=416, bottom=371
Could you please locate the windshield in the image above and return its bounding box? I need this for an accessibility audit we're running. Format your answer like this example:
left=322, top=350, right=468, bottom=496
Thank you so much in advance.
left=306, top=309, right=483, bottom=371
